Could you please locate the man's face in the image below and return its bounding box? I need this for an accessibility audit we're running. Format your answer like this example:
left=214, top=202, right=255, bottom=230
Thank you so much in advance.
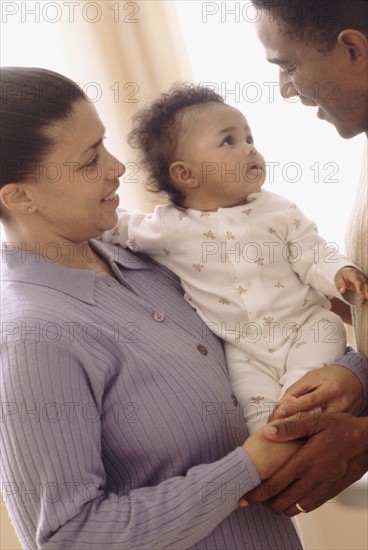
left=256, top=14, right=368, bottom=138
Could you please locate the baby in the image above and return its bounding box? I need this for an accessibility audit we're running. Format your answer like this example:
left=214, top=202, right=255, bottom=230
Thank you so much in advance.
left=103, top=83, right=368, bottom=433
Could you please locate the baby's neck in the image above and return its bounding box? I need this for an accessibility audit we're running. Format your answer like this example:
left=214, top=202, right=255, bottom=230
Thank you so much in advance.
left=182, top=195, right=251, bottom=211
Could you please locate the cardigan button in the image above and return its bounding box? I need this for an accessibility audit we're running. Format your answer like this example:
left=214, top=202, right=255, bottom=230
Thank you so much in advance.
left=197, top=344, right=208, bottom=356
left=153, top=311, right=166, bottom=322
left=231, top=394, right=238, bottom=406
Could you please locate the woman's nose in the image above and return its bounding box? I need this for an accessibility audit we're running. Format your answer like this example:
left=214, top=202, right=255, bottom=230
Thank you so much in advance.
left=108, top=158, right=126, bottom=180
left=116, top=160, right=126, bottom=178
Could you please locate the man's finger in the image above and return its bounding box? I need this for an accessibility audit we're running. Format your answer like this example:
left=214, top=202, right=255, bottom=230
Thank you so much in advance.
left=245, top=479, right=288, bottom=504
left=263, top=410, right=320, bottom=441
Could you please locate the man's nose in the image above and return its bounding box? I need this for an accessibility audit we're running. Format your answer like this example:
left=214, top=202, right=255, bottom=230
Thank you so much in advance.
left=279, top=69, right=299, bottom=99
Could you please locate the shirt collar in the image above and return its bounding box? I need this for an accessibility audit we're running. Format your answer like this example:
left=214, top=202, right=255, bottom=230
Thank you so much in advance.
left=1, top=240, right=150, bottom=305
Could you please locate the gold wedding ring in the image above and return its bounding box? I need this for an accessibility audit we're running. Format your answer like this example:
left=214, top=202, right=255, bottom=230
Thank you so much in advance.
left=296, top=502, right=307, bottom=513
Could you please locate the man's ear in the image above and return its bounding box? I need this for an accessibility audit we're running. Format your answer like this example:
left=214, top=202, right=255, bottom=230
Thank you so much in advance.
left=337, top=29, right=368, bottom=71
left=169, top=161, right=200, bottom=191
left=0, top=183, right=33, bottom=215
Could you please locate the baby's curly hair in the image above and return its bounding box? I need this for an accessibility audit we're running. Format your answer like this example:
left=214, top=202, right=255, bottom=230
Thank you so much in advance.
left=128, top=83, right=225, bottom=206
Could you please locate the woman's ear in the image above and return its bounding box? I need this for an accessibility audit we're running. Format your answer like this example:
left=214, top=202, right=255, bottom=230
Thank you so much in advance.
left=169, top=161, right=200, bottom=191
left=0, top=183, right=33, bottom=215
left=337, top=30, right=368, bottom=71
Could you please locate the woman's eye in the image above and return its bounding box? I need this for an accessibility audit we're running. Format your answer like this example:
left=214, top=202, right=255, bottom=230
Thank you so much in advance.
left=86, top=154, right=99, bottom=168
left=223, top=136, right=235, bottom=146
left=246, top=136, right=254, bottom=145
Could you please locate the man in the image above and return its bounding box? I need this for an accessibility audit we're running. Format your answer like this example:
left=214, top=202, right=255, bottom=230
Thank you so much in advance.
left=243, top=0, right=368, bottom=516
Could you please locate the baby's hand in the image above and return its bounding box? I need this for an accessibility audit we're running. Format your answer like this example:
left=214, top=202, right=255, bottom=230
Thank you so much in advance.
left=334, top=266, right=368, bottom=307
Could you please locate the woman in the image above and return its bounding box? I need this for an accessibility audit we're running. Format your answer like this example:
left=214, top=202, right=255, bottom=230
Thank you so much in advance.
left=0, top=67, right=365, bottom=550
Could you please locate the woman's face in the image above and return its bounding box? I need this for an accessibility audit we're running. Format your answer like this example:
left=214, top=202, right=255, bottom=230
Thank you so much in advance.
left=28, top=100, right=125, bottom=242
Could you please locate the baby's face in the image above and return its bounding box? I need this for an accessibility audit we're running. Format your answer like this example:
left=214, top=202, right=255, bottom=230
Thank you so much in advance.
left=175, top=102, right=266, bottom=209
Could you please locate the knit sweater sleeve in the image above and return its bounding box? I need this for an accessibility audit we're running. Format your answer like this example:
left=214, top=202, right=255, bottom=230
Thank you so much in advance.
left=0, top=340, right=259, bottom=550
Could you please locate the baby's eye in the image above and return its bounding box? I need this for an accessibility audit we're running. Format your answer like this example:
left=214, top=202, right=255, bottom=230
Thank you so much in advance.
left=223, top=135, right=235, bottom=146
left=246, top=136, right=254, bottom=145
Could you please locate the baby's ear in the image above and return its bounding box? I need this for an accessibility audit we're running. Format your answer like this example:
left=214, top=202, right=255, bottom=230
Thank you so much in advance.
left=169, top=161, right=200, bottom=190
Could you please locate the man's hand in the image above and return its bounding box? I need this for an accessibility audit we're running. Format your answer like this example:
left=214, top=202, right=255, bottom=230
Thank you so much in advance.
left=271, top=365, right=364, bottom=421
left=330, top=297, right=352, bottom=325
left=241, top=412, right=368, bottom=515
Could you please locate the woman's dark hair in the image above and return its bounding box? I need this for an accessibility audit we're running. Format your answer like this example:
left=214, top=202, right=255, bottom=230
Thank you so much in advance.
left=128, top=83, right=225, bottom=206
left=0, top=67, right=87, bottom=216
left=252, top=0, right=368, bottom=51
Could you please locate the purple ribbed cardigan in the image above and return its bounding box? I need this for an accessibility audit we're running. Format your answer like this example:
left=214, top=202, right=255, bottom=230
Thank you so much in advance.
left=0, top=241, right=365, bottom=549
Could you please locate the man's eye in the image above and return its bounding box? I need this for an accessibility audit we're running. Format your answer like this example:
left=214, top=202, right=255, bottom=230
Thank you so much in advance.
left=246, top=136, right=254, bottom=145
left=223, top=136, right=235, bottom=145
left=286, top=67, right=296, bottom=75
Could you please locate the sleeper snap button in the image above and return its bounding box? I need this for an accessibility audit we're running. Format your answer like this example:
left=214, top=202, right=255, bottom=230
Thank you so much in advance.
left=153, top=311, right=166, bottom=322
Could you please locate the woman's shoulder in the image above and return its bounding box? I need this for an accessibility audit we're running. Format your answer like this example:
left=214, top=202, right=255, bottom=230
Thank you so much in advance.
left=0, top=281, right=90, bottom=350
left=1, top=272, right=90, bottom=321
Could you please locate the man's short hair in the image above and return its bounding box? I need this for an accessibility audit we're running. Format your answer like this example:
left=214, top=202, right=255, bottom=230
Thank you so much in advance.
left=252, top=0, right=368, bottom=51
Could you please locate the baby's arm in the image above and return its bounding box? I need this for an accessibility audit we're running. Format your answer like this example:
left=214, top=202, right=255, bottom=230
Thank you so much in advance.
left=286, top=204, right=360, bottom=301
left=335, top=266, right=368, bottom=306
left=101, top=207, right=170, bottom=258
left=101, top=208, right=133, bottom=246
